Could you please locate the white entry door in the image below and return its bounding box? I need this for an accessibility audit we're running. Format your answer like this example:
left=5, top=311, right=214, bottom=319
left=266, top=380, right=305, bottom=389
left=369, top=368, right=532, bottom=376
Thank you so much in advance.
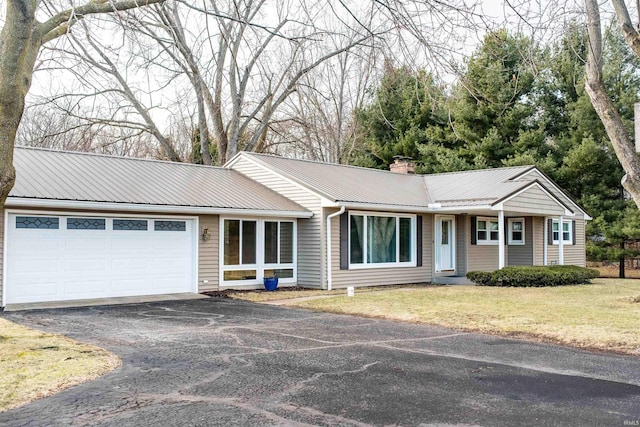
left=435, top=216, right=455, bottom=272
left=5, top=213, right=196, bottom=305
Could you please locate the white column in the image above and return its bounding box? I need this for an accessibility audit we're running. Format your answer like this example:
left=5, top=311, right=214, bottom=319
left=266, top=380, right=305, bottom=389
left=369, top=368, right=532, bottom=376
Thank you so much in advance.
left=558, top=215, right=564, bottom=265
left=543, top=217, right=548, bottom=266
left=498, top=210, right=505, bottom=269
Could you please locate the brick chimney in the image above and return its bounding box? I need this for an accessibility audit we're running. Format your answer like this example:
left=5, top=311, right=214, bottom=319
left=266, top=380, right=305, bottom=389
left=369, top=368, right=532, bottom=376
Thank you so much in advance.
left=390, top=156, right=415, bottom=174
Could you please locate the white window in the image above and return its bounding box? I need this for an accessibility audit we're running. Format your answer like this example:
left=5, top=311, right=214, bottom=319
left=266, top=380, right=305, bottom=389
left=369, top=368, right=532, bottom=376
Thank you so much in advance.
left=508, top=218, right=525, bottom=245
left=552, top=220, right=573, bottom=245
left=349, top=212, right=415, bottom=268
left=477, top=217, right=499, bottom=245
left=220, top=218, right=296, bottom=284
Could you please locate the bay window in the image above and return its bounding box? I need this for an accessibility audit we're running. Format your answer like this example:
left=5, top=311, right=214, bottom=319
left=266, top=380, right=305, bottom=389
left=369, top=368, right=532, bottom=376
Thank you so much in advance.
left=349, top=213, right=415, bottom=267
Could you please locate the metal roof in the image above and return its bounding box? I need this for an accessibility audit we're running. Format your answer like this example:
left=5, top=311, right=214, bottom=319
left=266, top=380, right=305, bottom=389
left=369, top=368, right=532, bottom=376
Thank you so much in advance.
left=9, top=147, right=309, bottom=215
left=423, top=166, right=534, bottom=207
left=238, top=153, right=432, bottom=208
left=233, top=153, right=584, bottom=214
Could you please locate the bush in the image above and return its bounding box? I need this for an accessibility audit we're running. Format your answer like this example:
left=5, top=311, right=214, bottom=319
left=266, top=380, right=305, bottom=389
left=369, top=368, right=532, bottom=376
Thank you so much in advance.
left=466, top=265, right=600, bottom=287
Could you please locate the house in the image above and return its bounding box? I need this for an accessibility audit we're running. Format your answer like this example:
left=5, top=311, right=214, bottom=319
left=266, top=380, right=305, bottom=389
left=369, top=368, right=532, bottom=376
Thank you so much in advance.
left=0, top=147, right=589, bottom=307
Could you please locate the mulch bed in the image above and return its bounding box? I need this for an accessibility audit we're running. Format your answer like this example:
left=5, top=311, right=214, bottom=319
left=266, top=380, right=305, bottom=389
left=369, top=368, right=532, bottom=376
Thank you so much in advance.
left=202, top=286, right=309, bottom=299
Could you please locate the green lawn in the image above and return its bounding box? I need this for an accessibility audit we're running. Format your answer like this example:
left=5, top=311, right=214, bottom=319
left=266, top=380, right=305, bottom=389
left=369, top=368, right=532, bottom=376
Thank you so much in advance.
left=0, top=319, right=120, bottom=412
left=238, top=279, right=640, bottom=355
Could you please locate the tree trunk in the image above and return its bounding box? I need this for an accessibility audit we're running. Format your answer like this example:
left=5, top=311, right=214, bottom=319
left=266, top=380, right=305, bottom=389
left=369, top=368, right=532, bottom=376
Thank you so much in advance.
left=0, top=0, right=39, bottom=206
left=620, top=240, right=626, bottom=279
left=586, top=0, right=640, bottom=207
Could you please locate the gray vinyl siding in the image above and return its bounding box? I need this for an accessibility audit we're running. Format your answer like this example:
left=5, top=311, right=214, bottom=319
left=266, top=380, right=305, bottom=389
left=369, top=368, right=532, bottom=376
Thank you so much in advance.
left=467, top=217, right=499, bottom=272
left=546, top=218, right=586, bottom=267
left=456, top=215, right=468, bottom=276
left=533, top=216, right=544, bottom=265
left=231, top=157, right=324, bottom=287
left=503, top=186, right=566, bottom=216
left=330, top=212, right=432, bottom=288
left=198, top=215, right=219, bottom=292
left=517, top=170, right=584, bottom=216
left=507, top=217, right=533, bottom=266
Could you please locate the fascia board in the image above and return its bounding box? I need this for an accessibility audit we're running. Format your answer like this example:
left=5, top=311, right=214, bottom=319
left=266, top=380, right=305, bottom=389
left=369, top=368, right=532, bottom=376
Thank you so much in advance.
left=5, top=197, right=313, bottom=218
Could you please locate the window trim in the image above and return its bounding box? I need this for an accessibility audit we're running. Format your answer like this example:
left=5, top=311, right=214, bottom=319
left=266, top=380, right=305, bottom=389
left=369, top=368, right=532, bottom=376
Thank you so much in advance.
left=507, top=218, right=525, bottom=245
left=219, top=217, right=297, bottom=286
left=347, top=211, right=417, bottom=269
left=552, top=219, right=573, bottom=245
left=476, top=216, right=499, bottom=245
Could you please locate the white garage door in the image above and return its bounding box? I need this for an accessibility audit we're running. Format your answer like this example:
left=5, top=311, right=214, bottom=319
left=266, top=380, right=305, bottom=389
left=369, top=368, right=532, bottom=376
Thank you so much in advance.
left=5, top=213, right=195, bottom=304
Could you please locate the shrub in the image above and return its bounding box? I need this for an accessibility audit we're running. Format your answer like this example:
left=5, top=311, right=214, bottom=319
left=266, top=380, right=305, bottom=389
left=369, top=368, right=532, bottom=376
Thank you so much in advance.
left=466, top=265, right=600, bottom=287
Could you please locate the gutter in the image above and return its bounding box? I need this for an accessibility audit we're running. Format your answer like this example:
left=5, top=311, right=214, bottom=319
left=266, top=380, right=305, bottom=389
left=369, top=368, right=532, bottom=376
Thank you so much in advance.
left=6, top=197, right=313, bottom=219
left=326, top=206, right=345, bottom=291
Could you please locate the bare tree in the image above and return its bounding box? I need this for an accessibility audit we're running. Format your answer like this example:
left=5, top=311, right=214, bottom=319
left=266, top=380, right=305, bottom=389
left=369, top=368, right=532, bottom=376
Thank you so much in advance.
left=584, top=0, right=640, bottom=207
left=0, top=0, right=166, bottom=209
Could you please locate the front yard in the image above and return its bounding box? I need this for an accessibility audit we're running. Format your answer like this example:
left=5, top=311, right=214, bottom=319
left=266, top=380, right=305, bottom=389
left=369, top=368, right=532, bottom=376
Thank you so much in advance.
left=0, top=318, right=120, bottom=412
left=231, top=279, right=640, bottom=355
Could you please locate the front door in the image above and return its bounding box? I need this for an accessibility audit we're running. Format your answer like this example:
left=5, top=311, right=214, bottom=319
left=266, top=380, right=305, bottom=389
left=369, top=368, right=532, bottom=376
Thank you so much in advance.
left=435, top=216, right=455, bottom=272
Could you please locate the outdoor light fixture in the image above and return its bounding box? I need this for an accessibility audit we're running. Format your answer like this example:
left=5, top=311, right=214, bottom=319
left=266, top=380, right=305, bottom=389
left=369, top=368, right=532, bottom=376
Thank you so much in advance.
left=202, top=228, right=211, bottom=241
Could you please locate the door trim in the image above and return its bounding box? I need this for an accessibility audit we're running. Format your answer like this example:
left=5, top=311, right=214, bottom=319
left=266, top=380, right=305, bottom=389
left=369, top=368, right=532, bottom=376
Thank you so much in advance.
left=434, top=215, right=456, bottom=273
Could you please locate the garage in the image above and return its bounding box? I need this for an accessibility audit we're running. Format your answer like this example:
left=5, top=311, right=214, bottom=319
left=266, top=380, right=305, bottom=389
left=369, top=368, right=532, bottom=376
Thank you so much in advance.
left=4, top=213, right=196, bottom=305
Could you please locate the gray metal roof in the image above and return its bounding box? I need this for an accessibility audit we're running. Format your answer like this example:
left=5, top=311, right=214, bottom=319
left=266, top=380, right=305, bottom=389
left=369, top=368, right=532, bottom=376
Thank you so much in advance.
left=239, top=153, right=432, bottom=208
left=423, top=166, right=534, bottom=207
left=234, top=153, right=583, bottom=214
left=9, top=147, right=309, bottom=215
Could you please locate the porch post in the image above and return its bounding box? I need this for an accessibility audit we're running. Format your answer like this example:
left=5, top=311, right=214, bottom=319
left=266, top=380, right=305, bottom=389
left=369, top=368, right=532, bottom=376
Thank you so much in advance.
left=558, top=215, right=564, bottom=265
left=498, top=210, right=506, bottom=269
left=543, top=217, right=548, bottom=266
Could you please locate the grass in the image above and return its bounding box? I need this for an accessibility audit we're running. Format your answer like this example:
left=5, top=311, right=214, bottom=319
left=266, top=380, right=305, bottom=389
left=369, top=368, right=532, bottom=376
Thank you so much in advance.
left=239, top=279, right=640, bottom=355
left=0, top=318, right=120, bottom=412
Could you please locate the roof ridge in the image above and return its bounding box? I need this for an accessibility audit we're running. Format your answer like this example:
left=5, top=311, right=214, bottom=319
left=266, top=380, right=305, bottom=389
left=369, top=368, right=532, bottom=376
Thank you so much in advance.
left=243, top=152, right=427, bottom=179
left=424, top=164, right=535, bottom=178
left=15, top=145, right=229, bottom=171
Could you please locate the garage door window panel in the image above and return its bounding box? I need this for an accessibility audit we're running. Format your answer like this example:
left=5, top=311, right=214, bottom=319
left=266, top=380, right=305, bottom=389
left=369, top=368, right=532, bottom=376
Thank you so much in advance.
left=67, top=218, right=106, bottom=230
left=16, top=216, right=59, bottom=229
left=113, top=219, right=148, bottom=231
left=154, top=220, right=186, bottom=231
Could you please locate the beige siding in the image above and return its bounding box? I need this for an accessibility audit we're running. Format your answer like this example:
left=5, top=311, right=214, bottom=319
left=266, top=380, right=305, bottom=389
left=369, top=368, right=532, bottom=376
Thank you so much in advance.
left=467, top=217, right=499, bottom=272
left=330, top=213, right=432, bottom=288
left=198, top=215, right=219, bottom=292
left=231, top=157, right=324, bottom=287
left=507, top=217, right=533, bottom=266
left=503, top=185, right=566, bottom=216
left=533, top=216, right=544, bottom=265
left=518, top=170, right=588, bottom=219
left=455, top=215, right=468, bottom=276
left=546, top=219, right=586, bottom=267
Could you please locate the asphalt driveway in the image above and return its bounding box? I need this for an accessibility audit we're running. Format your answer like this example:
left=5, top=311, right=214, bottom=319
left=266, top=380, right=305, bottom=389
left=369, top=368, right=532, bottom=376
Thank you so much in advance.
left=2, top=297, right=640, bottom=426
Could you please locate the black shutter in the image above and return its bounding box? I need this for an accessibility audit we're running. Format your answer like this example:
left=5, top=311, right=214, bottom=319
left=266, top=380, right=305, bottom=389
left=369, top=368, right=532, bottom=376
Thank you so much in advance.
left=340, top=211, right=349, bottom=270
left=572, top=220, right=577, bottom=245
left=548, top=219, right=553, bottom=245
left=470, top=216, right=477, bottom=245
left=504, top=217, right=509, bottom=244
left=416, top=215, right=423, bottom=267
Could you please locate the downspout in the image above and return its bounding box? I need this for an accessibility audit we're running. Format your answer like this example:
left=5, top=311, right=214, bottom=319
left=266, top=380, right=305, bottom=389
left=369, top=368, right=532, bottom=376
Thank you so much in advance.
left=326, top=206, right=346, bottom=291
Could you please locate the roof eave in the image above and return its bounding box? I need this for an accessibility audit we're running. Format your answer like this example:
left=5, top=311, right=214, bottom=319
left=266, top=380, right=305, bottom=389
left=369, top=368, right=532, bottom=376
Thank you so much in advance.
left=5, top=197, right=313, bottom=219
